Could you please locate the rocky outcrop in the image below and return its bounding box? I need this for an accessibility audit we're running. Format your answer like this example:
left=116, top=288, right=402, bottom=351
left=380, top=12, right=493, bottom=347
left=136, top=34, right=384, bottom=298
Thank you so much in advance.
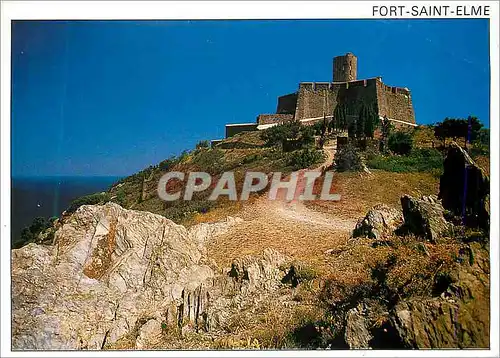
left=400, top=195, right=449, bottom=243
left=204, top=249, right=290, bottom=332
left=353, top=204, right=403, bottom=240
left=390, top=243, right=490, bottom=348
left=353, top=195, right=449, bottom=243
left=331, top=241, right=490, bottom=349
left=439, top=142, right=490, bottom=230
left=135, top=319, right=163, bottom=349
left=344, top=303, right=372, bottom=349
left=13, top=203, right=283, bottom=350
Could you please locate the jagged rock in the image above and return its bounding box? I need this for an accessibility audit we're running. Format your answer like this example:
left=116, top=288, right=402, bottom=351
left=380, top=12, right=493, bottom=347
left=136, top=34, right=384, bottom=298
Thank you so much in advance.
left=391, top=294, right=489, bottom=349
left=344, top=303, right=372, bottom=349
left=400, top=195, right=449, bottom=243
left=11, top=203, right=242, bottom=350
left=205, top=249, right=290, bottom=331
left=226, top=248, right=288, bottom=293
left=11, top=203, right=293, bottom=350
left=353, top=204, right=403, bottom=240
left=439, top=142, right=489, bottom=230
left=390, top=243, right=489, bottom=348
left=35, top=226, right=57, bottom=245
left=135, top=319, right=162, bottom=349
left=189, top=216, right=243, bottom=255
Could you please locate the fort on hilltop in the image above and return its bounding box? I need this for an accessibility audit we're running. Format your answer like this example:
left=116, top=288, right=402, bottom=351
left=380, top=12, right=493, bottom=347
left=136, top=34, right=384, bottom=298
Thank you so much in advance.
left=222, top=53, right=417, bottom=139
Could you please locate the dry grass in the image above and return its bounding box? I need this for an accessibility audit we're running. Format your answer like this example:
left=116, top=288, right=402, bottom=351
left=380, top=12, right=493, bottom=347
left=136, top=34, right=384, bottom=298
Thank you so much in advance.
left=205, top=155, right=439, bottom=276
left=305, top=170, right=440, bottom=220
left=218, top=130, right=265, bottom=148
left=206, top=199, right=352, bottom=275
left=320, top=233, right=462, bottom=305
left=142, top=292, right=324, bottom=350
left=209, top=295, right=323, bottom=349
left=473, top=154, right=490, bottom=177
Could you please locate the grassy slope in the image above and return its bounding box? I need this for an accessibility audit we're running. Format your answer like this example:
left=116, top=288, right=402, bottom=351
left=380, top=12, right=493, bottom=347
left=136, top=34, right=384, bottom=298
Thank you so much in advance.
left=106, top=131, right=299, bottom=226
left=57, top=127, right=491, bottom=349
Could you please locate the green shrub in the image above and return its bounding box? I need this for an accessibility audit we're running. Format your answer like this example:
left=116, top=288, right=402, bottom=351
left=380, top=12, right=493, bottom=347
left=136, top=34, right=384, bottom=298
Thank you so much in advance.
left=18, top=228, right=34, bottom=247
left=195, top=140, right=210, bottom=150
left=312, top=121, right=327, bottom=136
left=115, top=189, right=127, bottom=206
left=388, top=131, right=413, bottom=155
left=178, top=150, right=190, bottom=163
left=334, top=142, right=363, bottom=172
left=294, top=264, right=318, bottom=282
left=260, top=121, right=301, bottom=147
left=469, top=129, right=489, bottom=157
left=66, top=192, right=110, bottom=214
left=367, top=148, right=443, bottom=174
left=164, top=199, right=216, bottom=223
left=191, top=148, right=225, bottom=174
left=260, top=121, right=315, bottom=150
left=287, top=148, right=324, bottom=170
left=299, top=125, right=316, bottom=146
left=159, top=155, right=180, bottom=171
left=282, top=262, right=319, bottom=288
left=14, top=216, right=54, bottom=249
left=241, top=153, right=263, bottom=164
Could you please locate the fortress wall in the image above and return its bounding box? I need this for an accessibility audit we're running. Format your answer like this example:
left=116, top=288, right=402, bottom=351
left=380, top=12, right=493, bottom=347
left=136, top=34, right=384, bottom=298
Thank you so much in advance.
left=295, top=79, right=378, bottom=121
left=336, top=79, right=378, bottom=114
left=276, top=93, right=298, bottom=114
left=257, top=113, right=294, bottom=125
left=225, top=123, right=258, bottom=138
left=295, top=83, right=340, bottom=120
left=376, top=80, right=416, bottom=124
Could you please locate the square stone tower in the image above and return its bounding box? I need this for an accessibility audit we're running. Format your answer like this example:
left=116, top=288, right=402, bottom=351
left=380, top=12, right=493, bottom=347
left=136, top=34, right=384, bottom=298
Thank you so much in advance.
left=333, top=52, right=357, bottom=82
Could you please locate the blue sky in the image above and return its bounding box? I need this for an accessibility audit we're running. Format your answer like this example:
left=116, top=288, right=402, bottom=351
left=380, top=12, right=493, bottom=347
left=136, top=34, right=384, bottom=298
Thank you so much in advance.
left=12, top=19, right=490, bottom=177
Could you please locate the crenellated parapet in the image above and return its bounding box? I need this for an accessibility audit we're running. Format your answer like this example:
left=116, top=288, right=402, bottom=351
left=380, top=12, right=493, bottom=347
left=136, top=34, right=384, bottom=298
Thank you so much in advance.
left=221, top=53, right=416, bottom=139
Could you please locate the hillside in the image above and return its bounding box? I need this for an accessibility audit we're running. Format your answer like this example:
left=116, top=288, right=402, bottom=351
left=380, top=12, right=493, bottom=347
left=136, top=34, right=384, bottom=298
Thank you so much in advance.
left=105, top=132, right=304, bottom=225
left=11, top=123, right=491, bottom=350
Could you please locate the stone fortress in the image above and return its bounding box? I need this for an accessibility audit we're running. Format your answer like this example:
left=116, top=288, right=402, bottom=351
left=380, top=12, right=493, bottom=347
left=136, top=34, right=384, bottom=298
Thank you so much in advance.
left=223, top=53, right=417, bottom=139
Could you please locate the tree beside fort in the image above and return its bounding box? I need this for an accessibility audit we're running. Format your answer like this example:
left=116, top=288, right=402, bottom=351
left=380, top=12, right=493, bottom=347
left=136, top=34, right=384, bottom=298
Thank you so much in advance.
left=434, top=116, right=483, bottom=147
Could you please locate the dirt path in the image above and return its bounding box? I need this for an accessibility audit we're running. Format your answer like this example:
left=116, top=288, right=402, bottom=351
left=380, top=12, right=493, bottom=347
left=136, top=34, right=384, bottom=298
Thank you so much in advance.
left=207, top=144, right=356, bottom=271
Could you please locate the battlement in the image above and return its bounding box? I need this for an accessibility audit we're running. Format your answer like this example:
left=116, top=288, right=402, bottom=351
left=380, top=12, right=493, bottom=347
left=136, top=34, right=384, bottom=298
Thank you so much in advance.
left=376, top=79, right=415, bottom=124
left=379, top=83, right=411, bottom=96
left=299, top=82, right=332, bottom=91
left=221, top=53, right=416, bottom=139
left=294, top=60, right=415, bottom=125
left=299, top=78, right=379, bottom=92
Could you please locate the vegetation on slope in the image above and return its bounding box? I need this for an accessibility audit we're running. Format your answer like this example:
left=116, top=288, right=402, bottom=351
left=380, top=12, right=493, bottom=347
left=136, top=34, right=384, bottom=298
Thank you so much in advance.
left=106, top=126, right=322, bottom=225
left=13, top=116, right=491, bottom=349
left=367, top=148, right=443, bottom=175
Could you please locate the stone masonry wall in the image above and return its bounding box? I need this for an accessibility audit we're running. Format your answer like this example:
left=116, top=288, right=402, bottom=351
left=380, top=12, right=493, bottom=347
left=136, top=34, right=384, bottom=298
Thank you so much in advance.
left=333, top=53, right=357, bottom=82
left=336, top=79, right=379, bottom=115
left=294, top=83, right=337, bottom=120
left=376, top=79, right=416, bottom=124
left=294, top=79, right=378, bottom=121
left=294, top=78, right=415, bottom=125
left=257, top=113, right=294, bottom=125
left=276, top=93, right=298, bottom=114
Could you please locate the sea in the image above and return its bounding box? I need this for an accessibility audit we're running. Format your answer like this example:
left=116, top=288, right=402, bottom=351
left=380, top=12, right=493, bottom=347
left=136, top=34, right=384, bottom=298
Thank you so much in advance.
left=11, top=176, right=122, bottom=247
